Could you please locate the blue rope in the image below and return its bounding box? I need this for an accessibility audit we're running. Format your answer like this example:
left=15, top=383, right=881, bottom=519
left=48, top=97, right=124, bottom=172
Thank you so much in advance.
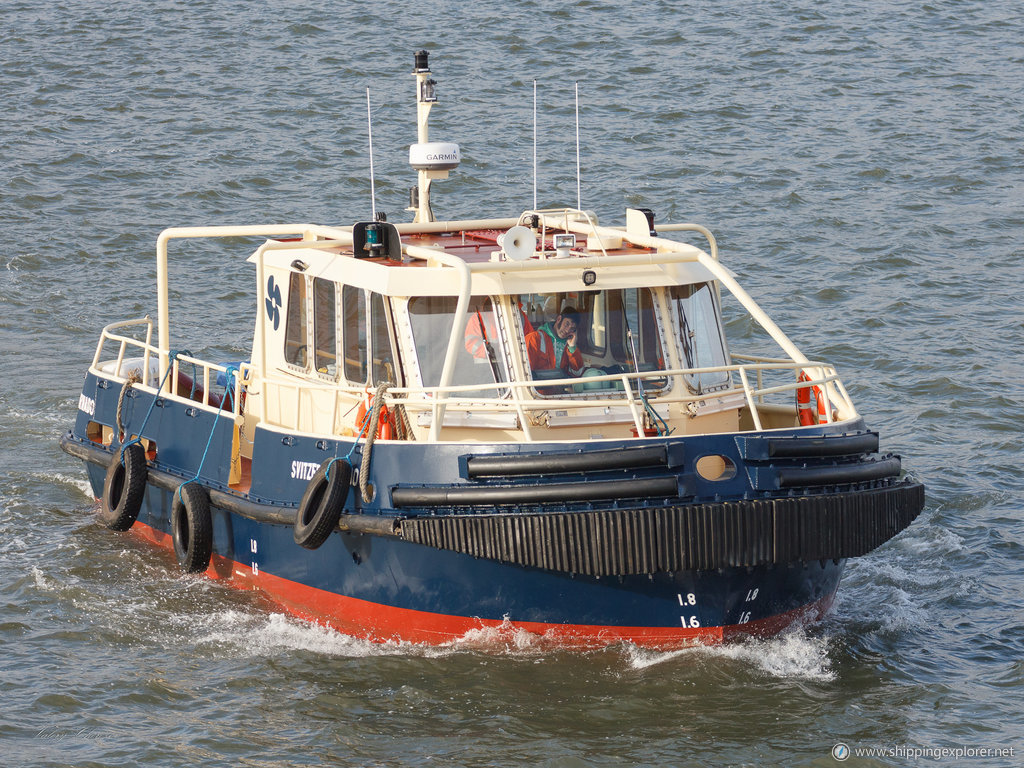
left=322, top=413, right=370, bottom=483
left=222, top=364, right=240, bottom=412
left=344, top=415, right=370, bottom=461
left=640, top=390, right=673, bottom=436
left=177, top=362, right=238, bottom=503
left=643, top=397, right=675, bottom=438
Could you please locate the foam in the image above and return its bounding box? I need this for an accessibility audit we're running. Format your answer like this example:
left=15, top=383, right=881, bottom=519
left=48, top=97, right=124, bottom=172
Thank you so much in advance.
left=40, top=471, right=96, bottom=500
left=624, top=627, right=836, bottom=681
left=0, top=536, right=28, bottom=555
left=192, top=610, right=419, bottom=659
left=31, top=566, right=57, bottom=592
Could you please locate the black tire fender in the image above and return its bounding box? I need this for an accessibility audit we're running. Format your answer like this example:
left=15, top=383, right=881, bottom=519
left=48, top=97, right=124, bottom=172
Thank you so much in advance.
left=100, top=443, right=148, bottom=531
left=172, top=483, right=213, bottom=573
left=294, top=459, right=350, bottom=550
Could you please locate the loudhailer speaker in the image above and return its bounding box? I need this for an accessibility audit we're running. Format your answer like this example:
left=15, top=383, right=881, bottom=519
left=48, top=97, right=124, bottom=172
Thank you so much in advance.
left=496, top=225, right=535, bottom=261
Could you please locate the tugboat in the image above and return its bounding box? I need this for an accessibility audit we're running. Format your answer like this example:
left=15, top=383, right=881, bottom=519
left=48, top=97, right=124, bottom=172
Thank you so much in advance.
left=61, top=51, right=923, bottom=648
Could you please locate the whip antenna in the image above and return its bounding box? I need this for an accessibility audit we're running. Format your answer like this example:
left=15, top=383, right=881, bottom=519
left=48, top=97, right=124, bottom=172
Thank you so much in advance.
left=574, top=81, right=581, bottom=211
left=366, top=87, right=377, bottom=220
left=533, top=80, right=538, bottom=211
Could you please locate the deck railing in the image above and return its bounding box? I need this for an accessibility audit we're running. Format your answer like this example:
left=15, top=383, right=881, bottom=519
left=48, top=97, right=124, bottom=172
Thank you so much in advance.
left=250, top=355, right=852, bottom=441
left=91, top=317, right=247, bottom=418
left=90, top=317, right=851, bottom=441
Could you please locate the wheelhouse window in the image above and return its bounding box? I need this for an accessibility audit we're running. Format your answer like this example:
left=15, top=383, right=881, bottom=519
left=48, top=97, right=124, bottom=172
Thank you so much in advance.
left=408, top=295, right=508, bottom=398
left=518, top=289, right=666, bottom=396
left=342, top=285, right=367, bottom=384
left=340, top=288, right=400, bottom=386
left=284, top=272, right=307, bottom=368
left=314, top=278, right=337, bottom=378
left=670, top=282, right=731, bottom=393
left=370, top=292, right=399, bottom=385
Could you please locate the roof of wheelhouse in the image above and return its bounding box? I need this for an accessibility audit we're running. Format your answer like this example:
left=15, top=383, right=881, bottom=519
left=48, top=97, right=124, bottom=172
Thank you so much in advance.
left=250, top=220, right=724, bottom=299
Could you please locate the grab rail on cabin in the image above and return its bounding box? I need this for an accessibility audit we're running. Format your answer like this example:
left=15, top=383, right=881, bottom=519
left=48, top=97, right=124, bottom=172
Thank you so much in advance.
left=90, top=317, right=247, bottom=417
left=397, top=360, right=850, bottom=436
left=253, top=357, right=852, bottom=441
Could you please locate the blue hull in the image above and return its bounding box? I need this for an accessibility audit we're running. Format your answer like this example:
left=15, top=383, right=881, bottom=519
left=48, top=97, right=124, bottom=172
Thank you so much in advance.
left=68, top=370, right=920, bottom=647
left=83, top=459, right=844, bottom=645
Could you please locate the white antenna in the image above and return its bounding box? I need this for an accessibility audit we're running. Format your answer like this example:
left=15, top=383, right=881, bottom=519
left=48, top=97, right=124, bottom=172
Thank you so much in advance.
left=366, top=86, right=377, bottom=220
left=533, top=80, right=538, bottom=212
left=574, top=81, right=581, bottom=211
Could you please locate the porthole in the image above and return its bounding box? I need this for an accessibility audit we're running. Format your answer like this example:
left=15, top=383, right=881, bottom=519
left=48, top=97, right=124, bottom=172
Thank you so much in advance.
left=695, top=454, right=737, bottom=481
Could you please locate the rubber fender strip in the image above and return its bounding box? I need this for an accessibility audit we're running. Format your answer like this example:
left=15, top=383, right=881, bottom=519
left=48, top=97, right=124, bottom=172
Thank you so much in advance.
left=776, top=455, right=901, bottom=488
left=465, top=445, right=668, bottom=479
left=391, top=475, right=680, bottom=508
left=766, top=431, right=879, bottom=458
left=398, top=481, right=925, bottom=576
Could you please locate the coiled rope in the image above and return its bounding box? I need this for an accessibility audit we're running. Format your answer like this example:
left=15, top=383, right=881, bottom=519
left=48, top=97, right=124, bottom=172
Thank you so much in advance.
left=359, top=381, right=392, bottom=503
left=115, top=369, right=142, bottom=443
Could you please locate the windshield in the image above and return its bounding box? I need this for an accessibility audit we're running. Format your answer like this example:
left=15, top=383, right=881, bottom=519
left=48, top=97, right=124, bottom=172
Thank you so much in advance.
left=407, top=296, right=508, bottom=398
left=406, top=286, right=728, bottom=399
left=669, top=282, right=731, bottom=393
left=518, top=288, right=666, bottom=396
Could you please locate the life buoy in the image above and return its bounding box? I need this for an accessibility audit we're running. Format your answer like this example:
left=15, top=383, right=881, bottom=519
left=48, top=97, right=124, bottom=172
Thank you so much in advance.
left=294, top=459, right=350, bottom=549
left=796, top=370, right=829, bottom=426
left=100, top=442, right=148, bottom=531
left=172, top=483, right=212, bottom=573
left=354, top=391, right=395, bottom=440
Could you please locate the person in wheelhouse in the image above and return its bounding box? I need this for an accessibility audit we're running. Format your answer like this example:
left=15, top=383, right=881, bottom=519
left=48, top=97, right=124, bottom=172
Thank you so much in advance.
left=525, top=307, right=585, bottom=378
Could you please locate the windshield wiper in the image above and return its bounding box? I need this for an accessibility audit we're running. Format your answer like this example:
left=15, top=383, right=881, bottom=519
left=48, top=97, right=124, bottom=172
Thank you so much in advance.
left=475, top=307, right=502, bottom=385
left=678, top=305, right=704, bottom=395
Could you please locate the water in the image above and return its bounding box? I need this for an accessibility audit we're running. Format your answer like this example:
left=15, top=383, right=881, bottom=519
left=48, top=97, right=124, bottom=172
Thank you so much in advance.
left=2, top=0, right=1022, bottom=765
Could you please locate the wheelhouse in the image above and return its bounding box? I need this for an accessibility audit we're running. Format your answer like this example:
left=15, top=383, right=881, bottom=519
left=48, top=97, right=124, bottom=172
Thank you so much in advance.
left=173, top=208, right=845, bottom=449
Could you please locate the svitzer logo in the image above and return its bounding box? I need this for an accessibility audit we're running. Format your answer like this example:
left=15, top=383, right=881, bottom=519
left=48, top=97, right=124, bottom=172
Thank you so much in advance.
left=79, top=394, right=96, bottom=417
left=291, top=461, right=320, bottom=480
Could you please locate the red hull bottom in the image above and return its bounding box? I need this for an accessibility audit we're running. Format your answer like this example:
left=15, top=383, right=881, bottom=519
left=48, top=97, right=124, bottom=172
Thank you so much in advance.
left=127, top=519, right=837, bottom=651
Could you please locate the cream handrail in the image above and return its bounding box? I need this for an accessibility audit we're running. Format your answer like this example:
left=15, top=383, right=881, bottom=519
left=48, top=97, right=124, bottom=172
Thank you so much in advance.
left=247, top=357, right=851, bottom=439
left=156, top=224, right=319, bottom=384
left=91, top=318, right=246, bottom=416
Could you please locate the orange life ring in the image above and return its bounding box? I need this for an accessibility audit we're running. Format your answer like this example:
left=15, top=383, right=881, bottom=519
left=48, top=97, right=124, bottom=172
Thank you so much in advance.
left=796, top=370, right=828, bottom=426
left=355, top=391, right=396, bottom=440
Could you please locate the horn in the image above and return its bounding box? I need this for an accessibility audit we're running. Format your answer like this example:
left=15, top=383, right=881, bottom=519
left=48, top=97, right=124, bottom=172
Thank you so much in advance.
left=496, top=226, right=535, bottom=261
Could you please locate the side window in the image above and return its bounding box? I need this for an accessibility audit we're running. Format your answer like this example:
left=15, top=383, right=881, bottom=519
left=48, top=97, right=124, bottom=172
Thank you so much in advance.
left=343, top=285, right=367, bottom=384
left=284, top=272, right=308, bottom=368
left=370, top=292, right=398, bottom=384
left=635, top=288, right=663, bottom=369
left=314, top=278, right=337, bottom=377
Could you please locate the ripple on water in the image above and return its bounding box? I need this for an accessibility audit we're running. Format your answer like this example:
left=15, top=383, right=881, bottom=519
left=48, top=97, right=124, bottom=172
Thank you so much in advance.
left=3, top=0, right=1024, bottom=764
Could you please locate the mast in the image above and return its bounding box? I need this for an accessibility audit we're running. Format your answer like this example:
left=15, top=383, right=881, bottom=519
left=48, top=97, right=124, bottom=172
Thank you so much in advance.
left=408, top=50, right=459, bottom=224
